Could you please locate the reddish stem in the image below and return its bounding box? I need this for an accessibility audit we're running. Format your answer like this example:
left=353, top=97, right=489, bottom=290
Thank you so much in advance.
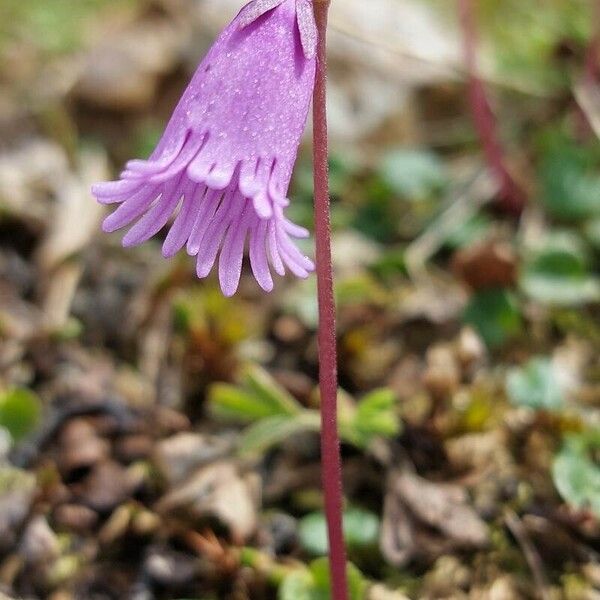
left=584, top=1, right=600, bottom=83
left=312, top=2, right=349, bottom=599
left=458, top=0, right=526, bottom=217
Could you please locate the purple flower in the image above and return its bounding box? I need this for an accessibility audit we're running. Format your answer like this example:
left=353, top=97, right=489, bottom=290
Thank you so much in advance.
left=92, top=0, right=317, bottom=296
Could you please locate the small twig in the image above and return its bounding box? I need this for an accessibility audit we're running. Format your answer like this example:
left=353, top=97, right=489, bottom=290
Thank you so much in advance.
left=504, top=509, right=552, bottom=600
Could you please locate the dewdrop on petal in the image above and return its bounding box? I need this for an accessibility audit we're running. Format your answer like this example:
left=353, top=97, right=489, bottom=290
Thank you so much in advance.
left=92, top=0, right=317, bottom=296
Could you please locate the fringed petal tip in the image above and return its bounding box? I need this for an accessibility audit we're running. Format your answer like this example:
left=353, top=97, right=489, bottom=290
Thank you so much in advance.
left=92, top=145, right=313, bottom=297
left=93, top=128, right=292, bottom=215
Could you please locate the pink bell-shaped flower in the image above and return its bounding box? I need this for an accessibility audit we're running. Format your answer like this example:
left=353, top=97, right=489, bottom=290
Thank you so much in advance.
left=92, top=0, right=317, bottom=296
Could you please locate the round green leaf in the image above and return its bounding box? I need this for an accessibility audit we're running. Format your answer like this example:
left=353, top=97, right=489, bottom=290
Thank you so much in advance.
left=463, top=289, right=522, bottom=348
left=506, top=357, right=564, bottom=411
left=278, top=560, right=367, bottom=600
left=0, top=388, right=42, bottom=441
left=584, top=218, right=600, bottom=250
left=278, top=571, right=314, bottom=600
left=379, top=149, right=446, bottom=200
left=553, top=431, right=600, bottom=517
left=298, top=509, right=380, bottom=556
left=521, top=237, right=600, bottom=306
left=539, top=141, right=600, bottom=222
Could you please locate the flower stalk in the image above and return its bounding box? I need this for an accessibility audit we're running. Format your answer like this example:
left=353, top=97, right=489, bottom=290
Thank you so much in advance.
left=584, top=0, right=600, bottom=83
left=312, top=2, right=349, bottom=599
left=458, top=0, right=526, bottom=217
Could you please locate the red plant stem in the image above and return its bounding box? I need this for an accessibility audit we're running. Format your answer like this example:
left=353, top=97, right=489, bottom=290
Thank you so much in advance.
left=458, top=0, right=526, bottom=217
left=584, top=1, right=600, bottom=83
left=312, top=2, right=349, bottom=599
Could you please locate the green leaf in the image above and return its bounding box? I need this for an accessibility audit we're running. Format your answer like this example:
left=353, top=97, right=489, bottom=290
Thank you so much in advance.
left=309, top=559, right=368, bottom=600
left=242, top=365, right=303, bottom=417
left=292, top=154, right=353, bottom=205
left=552, top=431, right=600, bottom=517
left=506, top=357, right=564, bottom=411
left=279, top=571, right=315, bottom=600
left=209, top=384, right=277, bottom=422
left=208, top=365, right=302, bottom=423
left=444, top=214, right=492, bottom=250
left=238, top=412, right=320, bottom=456
left=351, top=181, right=400, bottom=243
left=298, top=509, right=380, bottom=556
left=584, top=218, right=600, bottom=250
left=348, top=389, right=400, bottom=448
left=335, top=275, right=388, bottom=307
left=521, top=234, right=600, bottom=306
left=539, top=138, right=600, bottom=222
left=463, top=289, right=522, bottom=348
left=279, top=559, right=368, bottom=600
left=0, top=388, right=42, bottom=441
left=379, top=149, right=447, bottom=200
left=370, top=247, right=407, bottom=280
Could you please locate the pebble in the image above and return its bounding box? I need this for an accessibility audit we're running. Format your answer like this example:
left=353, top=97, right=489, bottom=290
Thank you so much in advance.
left=154, top=432, right=231, bottom=485
left=57, top=419, right=110, bottom=476
left=53, top=504, right=98, bottom=532
left=20, top=515, right=60, bottom=565
left=114, top=434, right=153, bottom=463
left=73, top=461, right=137, bottom=514
left=143, top=547, right=198, bottom=586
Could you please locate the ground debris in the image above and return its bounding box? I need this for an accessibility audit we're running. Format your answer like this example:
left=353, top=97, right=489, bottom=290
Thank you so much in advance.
left=0, top=467, right=36, bottom=553
left=381, top=468, right=489, bottom=566
left=156, top=461, right=260, bottom=543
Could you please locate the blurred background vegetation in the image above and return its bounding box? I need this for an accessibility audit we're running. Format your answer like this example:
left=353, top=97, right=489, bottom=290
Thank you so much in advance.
left=0, top=0, right=599, bottom=599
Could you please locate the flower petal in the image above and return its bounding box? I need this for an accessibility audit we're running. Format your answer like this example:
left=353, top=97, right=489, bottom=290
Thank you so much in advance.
left=283, top=217, right=310, bottom=238
left=102, top=186, right=159, bottom=232
left=125, top=134, right=188, bottom=175
left=243, top=159, right=274, bottom=218
left=238, top=158, right=261, bottom=198
left=219, top=204, right=251, bottom=296
left=122, top=178, right=183, bottom=247
left=195, top=192, right=242, bottom=278
left=92, top=0, right=317, bottom=295
left=147, top=135, right=206, bottom=184
left=92, top=179, right=143, bottom=202
left=186, top=188, right=223, bottom=256
left=206, top=161, right=237, bottom=190
left=249, top=218, right=274, bottom=292
left=277, top=227, right=314, bottom=274
left=267, top=220, right=285, bottom=276
left=162, top=181, right=202, bottom=257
